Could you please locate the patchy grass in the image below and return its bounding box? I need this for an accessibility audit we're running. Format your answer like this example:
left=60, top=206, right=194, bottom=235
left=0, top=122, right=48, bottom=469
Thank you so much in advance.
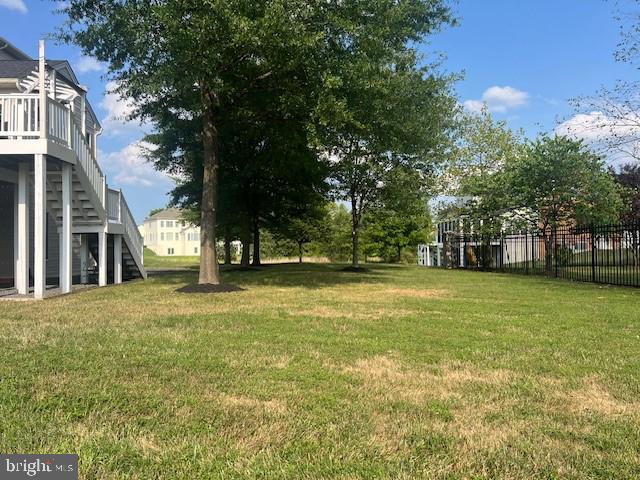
left=0, top=264, right=639, bottom=479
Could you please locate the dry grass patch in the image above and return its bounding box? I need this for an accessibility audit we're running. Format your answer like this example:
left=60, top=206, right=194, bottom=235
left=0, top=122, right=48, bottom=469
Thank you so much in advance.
left=565, top=375, right=640, bottom=416
left=323, top=284, right=450, bottom=303
left=345, top=355, right=522, bottom=459
left=219, top=394, right=288, bottom=416
left=288, top=305, right=414, bottom=320
left=344, top=355, right=511, bottom=402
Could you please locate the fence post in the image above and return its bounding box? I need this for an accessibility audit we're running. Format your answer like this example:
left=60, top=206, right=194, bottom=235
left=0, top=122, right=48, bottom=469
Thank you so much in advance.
left=591, top=224, right=596, bottom=283
left=525, top=232, right=529, bottom=274
left=554, top=227, right=558, bottom=278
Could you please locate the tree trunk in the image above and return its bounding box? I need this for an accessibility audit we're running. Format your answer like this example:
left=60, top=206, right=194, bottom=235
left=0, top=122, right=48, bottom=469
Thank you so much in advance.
left=198, top=87, right=220, bottom=285
left=224, top=226, right=232, bottom=265
left=397, top=244, right=402, bottom=263
left=298, top=241, right=303, bottom=264
left=350, top=192, right=360, bottom=268
left=252, top=219, right=261, bottom=266
left=241, top=219, right=251, bottom=268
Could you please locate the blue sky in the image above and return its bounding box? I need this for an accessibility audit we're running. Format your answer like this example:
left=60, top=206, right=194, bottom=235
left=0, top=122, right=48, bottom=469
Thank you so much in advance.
left=0, top=0, right=635, bottom=222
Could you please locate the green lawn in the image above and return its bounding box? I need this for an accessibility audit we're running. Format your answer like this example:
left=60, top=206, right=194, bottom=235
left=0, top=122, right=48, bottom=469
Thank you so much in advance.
left=143, top=247, right=199, bottom=269
left=1, top=264, right=639, bottom=479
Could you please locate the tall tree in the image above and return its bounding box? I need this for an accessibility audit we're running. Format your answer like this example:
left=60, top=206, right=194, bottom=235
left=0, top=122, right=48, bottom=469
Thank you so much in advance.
left=61, top=0, right=458, bottom=279
left=507, top=136, right=623, bottom=273
left=508, top=136, right=623, bottom=231
left=320, top=51, right=457, bottom=268
left=447, top=107, right=526, bottom=234
left=59, top=0, right=333, bottom=284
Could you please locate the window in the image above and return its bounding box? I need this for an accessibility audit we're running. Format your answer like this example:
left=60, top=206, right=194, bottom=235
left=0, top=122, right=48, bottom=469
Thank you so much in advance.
left=160, top=233, right=165, bottom=241
left=160, top=220, right=165, bottom=228
left=194, top=247, right=198, bottom=254
left=166, top=232, right=174, bottom=241
left=167, top=248, right=174, bottom=255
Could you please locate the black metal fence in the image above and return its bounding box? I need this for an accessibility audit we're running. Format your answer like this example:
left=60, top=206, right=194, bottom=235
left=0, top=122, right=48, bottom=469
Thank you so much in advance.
left=446, top=222, right=640, bottom=288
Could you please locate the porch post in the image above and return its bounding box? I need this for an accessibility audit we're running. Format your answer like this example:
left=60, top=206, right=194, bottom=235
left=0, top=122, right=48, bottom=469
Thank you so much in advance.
left=16, top=163, right=29, bottom=294
left=80, top=93, right=86, bottom=137
left=34, top=154, right=47, bottom=299
left=79, top=235, right=88, bottom=285
left=60, top=163, right=72, bottom=293
left=114, top=234, right=122, bottom=284
left=98, top=230, right=107, bottom=287
left=39, top=40, right=47, bottom=139
left=426, top=245, right=432, bottom=267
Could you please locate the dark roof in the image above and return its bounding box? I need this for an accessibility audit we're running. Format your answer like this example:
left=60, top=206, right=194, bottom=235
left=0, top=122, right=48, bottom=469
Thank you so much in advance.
left=0, top=59, right=71, bottom=81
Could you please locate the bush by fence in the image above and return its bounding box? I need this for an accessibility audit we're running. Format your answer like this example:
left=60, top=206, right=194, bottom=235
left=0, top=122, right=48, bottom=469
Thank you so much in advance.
left=446, top=222, right=640, bottom=287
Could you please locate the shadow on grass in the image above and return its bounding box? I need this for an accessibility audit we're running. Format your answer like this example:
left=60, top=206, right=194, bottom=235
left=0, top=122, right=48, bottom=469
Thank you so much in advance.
left=149, top=263, right=397, bottom=289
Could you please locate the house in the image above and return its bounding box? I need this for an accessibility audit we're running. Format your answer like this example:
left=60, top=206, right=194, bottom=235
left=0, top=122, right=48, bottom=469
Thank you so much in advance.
left=141, top=208, right=201, bottom=256
left=0, top=38, right=145, bottom=299
left=418, top=214, right=536, bottom=268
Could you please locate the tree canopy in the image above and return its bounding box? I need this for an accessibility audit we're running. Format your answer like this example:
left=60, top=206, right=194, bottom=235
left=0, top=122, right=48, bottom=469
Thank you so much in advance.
left=59, top=0, right=458, bottom=275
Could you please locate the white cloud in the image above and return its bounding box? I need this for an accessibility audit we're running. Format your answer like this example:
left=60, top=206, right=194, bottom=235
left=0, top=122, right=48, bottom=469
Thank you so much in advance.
left=99, top=81, right=147, bottom=137
left=556, top=111, right=640, bottom=166
left=99, top=142, right=172, bottom=188
left=462, top=99, right=484, bottom=113
left=0, top=0, right=27, bottom=13
left=557, top=111, right=640, bottom=142
left=464, top=86, right=529, bottom=114
left=76, top=56, right=106, bottom=74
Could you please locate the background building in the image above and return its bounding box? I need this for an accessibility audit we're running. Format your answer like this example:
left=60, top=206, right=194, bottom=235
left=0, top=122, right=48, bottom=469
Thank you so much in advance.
left=141, top=208, right=201, bottom=256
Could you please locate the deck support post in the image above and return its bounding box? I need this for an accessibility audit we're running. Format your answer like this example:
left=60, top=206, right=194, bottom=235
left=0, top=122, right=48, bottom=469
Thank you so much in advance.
left=114, top=234, right=122, bottom=284
left=16, top=163, right=29, bottom=294
left=98, top=230, right=107, bottom=287
left=34, top=154, right=46, bottom=299
left=60, top=162, right=72, bottom=293
left=39, top=40, right=47, bottom=139
left=79, top=235, right=88, bottom=284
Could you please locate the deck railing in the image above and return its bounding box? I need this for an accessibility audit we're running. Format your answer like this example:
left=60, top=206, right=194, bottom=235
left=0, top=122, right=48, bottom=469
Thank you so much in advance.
left=71, top=117, right=105, bottom=207
left=0, top=94, right=39, bottom=138
left=47, top=97, right=69, bottom=145
left=0, top=93, right=106, bottom=208
left=107, top=188, right=121, bottom=221
left=106, top=187, right=144, bottom=265
left=121, top=194, right=144, bottom=265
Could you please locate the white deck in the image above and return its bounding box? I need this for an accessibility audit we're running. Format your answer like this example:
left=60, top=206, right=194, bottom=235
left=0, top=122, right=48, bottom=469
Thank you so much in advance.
left=0, top=41, right=145, bottom=298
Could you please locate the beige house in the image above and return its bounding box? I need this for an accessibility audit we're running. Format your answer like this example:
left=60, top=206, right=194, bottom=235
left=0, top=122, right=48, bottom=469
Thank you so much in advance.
left=141, top=208, right=201, bottom=256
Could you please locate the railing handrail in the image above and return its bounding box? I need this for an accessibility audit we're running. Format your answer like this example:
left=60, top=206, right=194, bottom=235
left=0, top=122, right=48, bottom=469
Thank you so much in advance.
left=69, top=111, right=105, bottom=178
left=0, top=93, right=39, bottom=98
left=119, top=191, right=144, bottom=265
